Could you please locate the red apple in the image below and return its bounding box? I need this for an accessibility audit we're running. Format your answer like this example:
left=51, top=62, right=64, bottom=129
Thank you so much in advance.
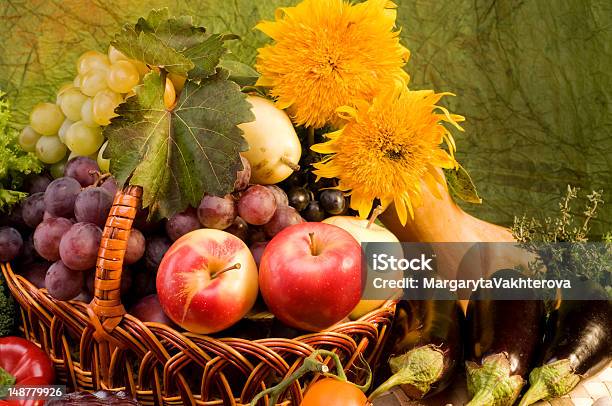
left=156, top=229, right=258, bottom=334
left=259, top=222, right=363, bottom=331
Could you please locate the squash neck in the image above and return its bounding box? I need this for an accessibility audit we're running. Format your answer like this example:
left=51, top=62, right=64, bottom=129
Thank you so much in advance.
left=380, top=177, right=513, bottom=243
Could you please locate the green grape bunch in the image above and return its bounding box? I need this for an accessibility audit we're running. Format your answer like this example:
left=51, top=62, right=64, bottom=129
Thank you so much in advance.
left=19, top=46, right=151, bottom=176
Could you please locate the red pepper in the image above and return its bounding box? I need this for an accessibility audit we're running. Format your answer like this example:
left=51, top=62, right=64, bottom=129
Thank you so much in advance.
left=0, top=337, right=55, bottom=406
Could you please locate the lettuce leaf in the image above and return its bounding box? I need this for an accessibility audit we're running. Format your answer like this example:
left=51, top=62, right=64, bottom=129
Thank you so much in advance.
left=0, top=92, right=41, bottom=212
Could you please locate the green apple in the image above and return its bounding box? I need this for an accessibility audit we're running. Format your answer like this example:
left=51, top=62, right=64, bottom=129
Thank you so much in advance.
left=323, top=216, right=401, bottom=319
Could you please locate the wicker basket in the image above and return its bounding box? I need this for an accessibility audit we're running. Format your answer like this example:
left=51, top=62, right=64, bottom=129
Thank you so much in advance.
left=1, top=185, right=395, bottom=405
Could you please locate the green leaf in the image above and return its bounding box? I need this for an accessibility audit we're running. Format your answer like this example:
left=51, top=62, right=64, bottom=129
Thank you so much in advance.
left=104, top=70, right=254, bottom=219
left=219, top=58, right=260, bottom=86
left=445, top=164, right=482, bottom=204
left=112, top=8, right=232, bottom=79
left=112, top=24, right=194, bottom=76
left=183, top=33, right=230, bottom=80
left=136, top=9, right=206, bottom=47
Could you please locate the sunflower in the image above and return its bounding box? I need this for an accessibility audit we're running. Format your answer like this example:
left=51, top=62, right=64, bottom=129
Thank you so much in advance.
left=312, top=84, right=464, bottom=225
left=255, top=0, right=409, bottom=129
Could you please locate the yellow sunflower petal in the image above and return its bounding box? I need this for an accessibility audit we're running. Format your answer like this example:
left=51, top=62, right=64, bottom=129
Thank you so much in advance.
left=442, top=130, right=457, bottom=155
left=402, top=192, right=415, bottom=220
left=393, top=195, right=408, bottom=226
left=336, top=106, right=359, bottom=121
left=311, top=85, right=463, bottom=226
left=428, top=166, right=449, bottom=192
left=324, top=129, right=344, bottom=140
left=431, top=150, right=456, bottom=169
left=379, top=195, right=393, bottom=211
left=353, top=99, right=371, bottom=113
left=382, top=0, right=398, bottom=26
left=275, top=98, right=294, bottom=110
left=435, top=104, right=464, bottom=131
left=351, top=190, right=374, bottom=220
left=254, top=21, right=281, bottom=40
left=312, top=162, right=342, bottom=178
left=274, top=7, right=292, bottom=20
left=336, top=180, right=352, bottom=192
left=310, top=139, right=339, bottom=154
left=408, top=188, right=423, bottom=208
left=423, top=169, right=443, bottom=199
left=450, top=113, right=466, bottom=123
left=254, top=75, right=275, bottom=87
left=254, top=0, right=410, bottom=128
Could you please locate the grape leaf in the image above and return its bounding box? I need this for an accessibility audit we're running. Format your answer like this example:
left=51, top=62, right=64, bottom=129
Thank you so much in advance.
left=112, top=24, right=194, bottom=76
left=112, top=8, right=231, bottom=79
left=219, top=58, right=260, bottom=86
left=104, top=70, right=254, bottom=219
left=183, top=33, right=234, bottom=80
left=134, top=9, right=205, bottom=48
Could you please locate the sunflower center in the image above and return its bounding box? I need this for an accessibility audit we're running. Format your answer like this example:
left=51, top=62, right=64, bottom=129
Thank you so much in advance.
left=326, top=56, right=338, bottom=70
left=385, top=149, right=404, bottom=161
left=374, top=127, right=408, bottom=161
left=314, top=46, right=343, bottom=75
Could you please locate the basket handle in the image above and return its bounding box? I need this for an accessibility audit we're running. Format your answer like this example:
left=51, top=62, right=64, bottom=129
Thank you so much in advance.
left=88, top=185, right=142, bottom=344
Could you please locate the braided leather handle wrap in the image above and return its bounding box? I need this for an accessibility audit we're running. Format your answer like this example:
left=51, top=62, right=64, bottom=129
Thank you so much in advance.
left=89, top=185, right=142, bottom=340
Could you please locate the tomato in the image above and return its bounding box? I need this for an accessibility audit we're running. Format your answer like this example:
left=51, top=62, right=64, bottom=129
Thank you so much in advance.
left=300, top=378, right=370, bottom=406
left=0, top=337, right=55, bottom=406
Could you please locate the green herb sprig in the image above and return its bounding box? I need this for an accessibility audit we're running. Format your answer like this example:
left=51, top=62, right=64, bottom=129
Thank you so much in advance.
left=512, top=186, right=611, bottom=292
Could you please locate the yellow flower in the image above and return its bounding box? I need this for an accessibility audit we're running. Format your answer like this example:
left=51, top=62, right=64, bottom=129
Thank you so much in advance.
left=255, top=0, right=409, bottom=129
left=312, top=84, right=464, bottom=225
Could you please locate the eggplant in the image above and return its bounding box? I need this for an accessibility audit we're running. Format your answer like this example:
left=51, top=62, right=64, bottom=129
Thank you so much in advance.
left=518, top=281, right=612, bottom=406
left=465, top=268, right=546, bottom=406
left=369, top=281, right=464, bottom=401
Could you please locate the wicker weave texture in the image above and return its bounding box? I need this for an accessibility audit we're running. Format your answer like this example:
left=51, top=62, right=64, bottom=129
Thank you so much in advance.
left=1, top=185, right=394, bottom=405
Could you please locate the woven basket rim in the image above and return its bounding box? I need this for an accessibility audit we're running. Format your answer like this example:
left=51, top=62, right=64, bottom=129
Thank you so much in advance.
left=0, top=185, right=397, bottom=404
left=2, top=260, right=396, bottom=404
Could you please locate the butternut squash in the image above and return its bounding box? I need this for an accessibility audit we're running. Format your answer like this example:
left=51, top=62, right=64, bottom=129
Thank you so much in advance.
left=379, top=173, right=514, bottom=243
left=380, top=173, right=531, bottom=312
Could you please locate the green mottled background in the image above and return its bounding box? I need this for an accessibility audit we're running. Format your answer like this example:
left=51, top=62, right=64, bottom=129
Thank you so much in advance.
left=1, top=0, right=610, bottom=233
